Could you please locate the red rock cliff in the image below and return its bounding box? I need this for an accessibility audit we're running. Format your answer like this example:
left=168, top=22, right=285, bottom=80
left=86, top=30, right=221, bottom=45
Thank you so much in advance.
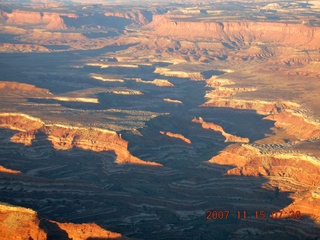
left=0, top=113, right=162, bottom=166
left=148, top=15, right=320, bottom=49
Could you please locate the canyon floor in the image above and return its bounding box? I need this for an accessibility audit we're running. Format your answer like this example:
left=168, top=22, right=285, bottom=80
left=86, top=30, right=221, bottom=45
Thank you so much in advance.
left=0, top=0, right=320, bottom=239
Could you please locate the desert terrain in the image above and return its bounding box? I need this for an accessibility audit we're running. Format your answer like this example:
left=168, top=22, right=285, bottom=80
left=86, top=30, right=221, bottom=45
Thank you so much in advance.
left=0, top=0, right=320, bottom=239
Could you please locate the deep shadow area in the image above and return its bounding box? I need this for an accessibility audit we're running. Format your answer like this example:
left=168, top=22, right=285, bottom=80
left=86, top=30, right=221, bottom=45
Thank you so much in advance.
left=40, top=219, right=71, bottom=240
left=62, top=14, right=132, bottom=31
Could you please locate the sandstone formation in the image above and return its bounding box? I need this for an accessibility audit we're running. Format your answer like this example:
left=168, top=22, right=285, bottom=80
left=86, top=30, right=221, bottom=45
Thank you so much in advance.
left=201, top=74, right=320, bottom=142
left=205, top=86, right=257, bottom=98
left=38, top=96, right=99, bottom=103
left=53, top=221, right=123, bottom=240
left=163, top=98, right=183, bottom=104
left=0, top=43, right=50, bottom=53
left=2, top=10, right=70, bottom=30
left=147, top=15, right=320, bottom=49
left=160, top=131, right=191, bottom=144
left=0, top=113, right=162, bottom=166
left=209, top=144, right=320, bottom=183
left=0, top=203, right=123, bottom=240
left=154, top=67, right=205, bottom=80
left=192, top=117, right=250, bottom=143
left=0, top=81, right=51, bottom=95
left=0, top=204, right=47, bottom=240
left=134, top=78, right=174, bottom=87
left=104, top=10, right=151, bottom=26
left=0, top=166, right=21, bottom=174
left=208, top=144, right=320, bottom=224
left=90, top=74, right=124, bottom=82
left=264, top=110, right=320, bottom=141
left=202, top=98, right=300, bottom=115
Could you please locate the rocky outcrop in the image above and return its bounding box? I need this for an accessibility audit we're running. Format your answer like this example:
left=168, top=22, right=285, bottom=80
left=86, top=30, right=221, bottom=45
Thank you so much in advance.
left=163, top=98, right=183, bottom=104
left=11, top=131, right=36, bottom=146
left=209, top=144, right=320, bottom=184
left=0, top=204, right=47, bottom=240
left=154, top=67, right=205, bottom=80
left=3, top=10, right=69, bottom=30
left=208, top=144, right=320, bottom=223
left=160, top=131, right=191, bottom=144
left=0, top=113, right=162, bottom=166
left=202, top=98, right=299, bottom=115
left=0, top=43, right=50, bottom=53
left=134, top=78, right=174, bottom=87
left=0, top=81, right=51, bottom=95
left=105, top=10, right=152, bottom=26
left=264, top=110, right=320, bottom=141
left=192, top=117, right=250, bottom=143
left=53, top=221, right=122, bottom=240
left=0, top=166, right=21, bottom=174
left=0, top=113, right=45, bottom=132
left=0, top=203, right=123, bottom=240
left=205, top=86, right=257, bottom=98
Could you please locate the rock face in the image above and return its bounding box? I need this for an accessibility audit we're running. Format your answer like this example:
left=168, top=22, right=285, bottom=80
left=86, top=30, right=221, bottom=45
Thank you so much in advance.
left=0, top=204, right=47, bottom=240
left=104, top=10, right=152, bottom=26
left=209, top=144, right=320, bottom=183
left=0, top=113, right=162, bottom=166
left=160, top=131, right=191, bottom=144
left=265, top=111, right=320, bottom=141
left=0, top=81, right=51, bottom=94
left=0, top=203, right=123, bottom=240
left=148, top=15, right=320, bottom=49
left=2, top=10, right=69, bottom=30
left=202, top=99, right=299, bottom=115
left=0, top=43, right=50, bottom=53
left=53, top=221, right=122, bottom=240
left=208, top=144, right=320, bottom=224
left=192, top=117, right=250, bottom=143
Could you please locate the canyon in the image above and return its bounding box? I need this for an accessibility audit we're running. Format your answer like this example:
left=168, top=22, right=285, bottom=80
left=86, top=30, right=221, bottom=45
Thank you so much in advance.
left=0, top=0, right=320, bottom=239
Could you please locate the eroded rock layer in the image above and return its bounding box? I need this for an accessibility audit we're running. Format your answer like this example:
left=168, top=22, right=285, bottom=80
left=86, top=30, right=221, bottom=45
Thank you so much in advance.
left=192, top=117, right=250, bottom=143
left=148, top=15, right=320, bottom=49
left=0, top=203, right=123, bottom=240
left=208, top=144, right=320, bottom=224
left=0, top=113, right=161, bottom=166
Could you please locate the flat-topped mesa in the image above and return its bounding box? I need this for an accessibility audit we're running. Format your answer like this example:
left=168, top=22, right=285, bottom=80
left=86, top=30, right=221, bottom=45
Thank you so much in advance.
left=148, top=15, right=320, bottom=49
left=205, top=77, right=235, bottom=88
left=202, top=99, right=300, bottom=115
left=0, top=203, right=124, bottom=240
left=205, top=87, right=257, bottom=98
left=192, top=117, right=250, bottom=143
left=134, top=78, right=174, bottom=87
left=154, top=67, right=205, bottom=80
left=0, top=113, right=162, bottom=166
left=0, top=113, right=45, bottom=132
left=208, top=144, right=320, bottom=185
left=208, top=143, right=320, bottom=223
left=2, top=10, right=72, bottom=30
left=160, top=131, right=192, bottom=144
